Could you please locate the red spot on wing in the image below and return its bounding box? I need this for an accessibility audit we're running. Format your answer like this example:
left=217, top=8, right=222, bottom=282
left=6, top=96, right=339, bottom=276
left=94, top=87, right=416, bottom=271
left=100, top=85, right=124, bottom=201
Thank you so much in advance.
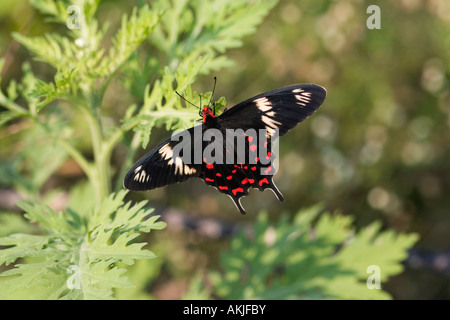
left=266, top=152, right=272, bottom=159
left=205, top=178, right=214, bottom=182
left=206, top=164, right=214, bottom=169
left=250, top=144, right=257, bottom=152
left=242, top=178, right=249, bottom=184
left=264, top=166, right=272, bottom=175
left=259, top=178, right=269, bottom=186
left=232, top=187, right=244, bottom=195
left=226, top=175, right=233, bottom=180
left=251, top=166, right=257, bottom=171
left=248, top=136, right=254, bottom=143
left=232, top=169, right=237, bottom=173
left=219, top=186, right=228, bottom=190
left=216, top=173, right=222, bottom=177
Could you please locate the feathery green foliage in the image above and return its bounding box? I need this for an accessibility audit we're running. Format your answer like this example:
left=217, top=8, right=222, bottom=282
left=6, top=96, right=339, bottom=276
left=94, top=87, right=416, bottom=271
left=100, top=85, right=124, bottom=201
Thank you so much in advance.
left=0, top=0, right=280, bottom=299
left=207, top=205, right=418, bottom=299
left=0, top=190, right=165, bottom=299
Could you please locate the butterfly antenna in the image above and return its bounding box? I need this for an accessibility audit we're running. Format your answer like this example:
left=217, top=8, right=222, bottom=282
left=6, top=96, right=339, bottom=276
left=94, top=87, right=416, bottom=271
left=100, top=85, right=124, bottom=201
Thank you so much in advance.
left=175, top=91, right=200, bottom=112
left=209, top=76, right=217, bottom=114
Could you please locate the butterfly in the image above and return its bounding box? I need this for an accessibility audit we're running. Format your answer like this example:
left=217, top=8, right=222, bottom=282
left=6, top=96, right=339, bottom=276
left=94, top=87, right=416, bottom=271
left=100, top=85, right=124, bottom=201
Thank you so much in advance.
left=123, top=83, right=327, bottom=214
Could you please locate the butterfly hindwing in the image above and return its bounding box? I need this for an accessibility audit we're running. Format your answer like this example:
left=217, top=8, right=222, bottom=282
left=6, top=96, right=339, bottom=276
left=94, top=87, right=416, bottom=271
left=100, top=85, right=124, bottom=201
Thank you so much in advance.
left=199, top=133, right=283, bottom=214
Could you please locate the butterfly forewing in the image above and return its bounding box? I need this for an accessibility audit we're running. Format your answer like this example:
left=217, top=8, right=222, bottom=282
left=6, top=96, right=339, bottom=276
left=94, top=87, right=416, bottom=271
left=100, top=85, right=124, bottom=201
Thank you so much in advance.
left=219, top=84, right=326, bottom=137
left=123, top=126, right=202, bottom=191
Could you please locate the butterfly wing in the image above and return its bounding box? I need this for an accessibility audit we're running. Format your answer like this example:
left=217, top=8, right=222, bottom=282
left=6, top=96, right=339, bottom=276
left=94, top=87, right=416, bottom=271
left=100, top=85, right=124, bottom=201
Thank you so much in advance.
left=200, top=131, right=282, bottom=214
left=201, top=161, right=283, bottom=214
left=218, top=84, right=326, bottom=137
left=201, top=83, right=326, bottom=213
left=123, top=126, right=202, bottom=191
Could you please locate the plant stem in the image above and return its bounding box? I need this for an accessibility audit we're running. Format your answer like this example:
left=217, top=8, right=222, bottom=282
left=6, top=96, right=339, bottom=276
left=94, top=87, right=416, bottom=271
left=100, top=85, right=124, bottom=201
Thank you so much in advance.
left=113, top=132, right=142, bottom=191
left=80, top=100, right=111, bottom=203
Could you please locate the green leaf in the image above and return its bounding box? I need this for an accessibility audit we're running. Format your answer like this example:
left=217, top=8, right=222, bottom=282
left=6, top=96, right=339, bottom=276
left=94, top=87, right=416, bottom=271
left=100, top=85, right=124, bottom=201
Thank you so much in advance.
left=0, top=259, right=69, bottom=299
left=18, top=201, right=77, bottom=235
left=336, top=221, right=419, bottom=281
left=96, top=5, right=162, bottom=78
left=0, top=191, right=166, bottom=300
left=182, top=274, right=212, bottom=300
left=128, top=55, right=213, bottom=148
left=0, top=213, right=38, bottom=237
left=12, top=33, right=77, bottom=70
left=149, top=0, right=278, bottom=74
left=29, top=0, right=70, bottom=24
left=0, top=234, right=52, bottom=265
left=208, top=205, right=418, bottom=300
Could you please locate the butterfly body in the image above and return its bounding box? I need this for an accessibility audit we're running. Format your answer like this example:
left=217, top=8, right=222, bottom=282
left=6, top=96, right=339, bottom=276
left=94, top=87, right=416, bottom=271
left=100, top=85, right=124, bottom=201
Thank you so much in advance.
left=124, top=84, right=326, bottom=214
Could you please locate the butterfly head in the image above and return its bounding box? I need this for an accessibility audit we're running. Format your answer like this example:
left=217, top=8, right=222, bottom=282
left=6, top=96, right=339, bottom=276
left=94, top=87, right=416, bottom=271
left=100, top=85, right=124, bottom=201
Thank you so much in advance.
left=201, top=105, right=217, bottom=123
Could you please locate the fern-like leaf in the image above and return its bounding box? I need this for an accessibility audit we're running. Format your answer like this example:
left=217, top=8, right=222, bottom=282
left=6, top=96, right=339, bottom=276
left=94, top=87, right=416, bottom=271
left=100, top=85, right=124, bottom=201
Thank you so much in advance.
left=0, top=191, right=166, bottom=300
left=208, top=205, right=418, bottom=300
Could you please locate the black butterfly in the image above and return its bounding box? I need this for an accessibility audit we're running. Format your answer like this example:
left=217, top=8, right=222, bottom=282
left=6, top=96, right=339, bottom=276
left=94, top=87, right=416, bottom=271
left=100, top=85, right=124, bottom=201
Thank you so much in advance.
left=123, top=83, right=326, bottom=214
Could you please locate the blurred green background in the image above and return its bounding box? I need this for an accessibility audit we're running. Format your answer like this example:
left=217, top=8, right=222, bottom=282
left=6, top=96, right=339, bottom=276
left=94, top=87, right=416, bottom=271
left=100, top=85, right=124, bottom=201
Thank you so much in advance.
left=1, top=0, right=450, bottom=299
